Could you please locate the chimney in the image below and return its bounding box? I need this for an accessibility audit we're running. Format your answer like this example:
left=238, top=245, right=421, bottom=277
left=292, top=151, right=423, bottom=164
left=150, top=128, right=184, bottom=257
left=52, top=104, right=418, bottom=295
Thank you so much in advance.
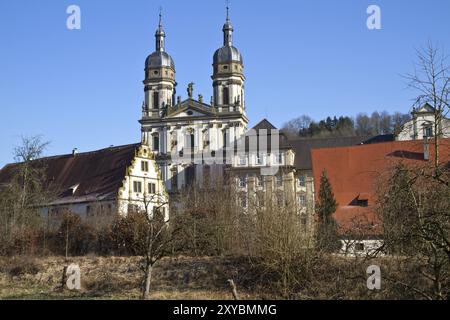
left=423, top=137, right=429, bottom=161
left=72, top=148, right=78, bottom=156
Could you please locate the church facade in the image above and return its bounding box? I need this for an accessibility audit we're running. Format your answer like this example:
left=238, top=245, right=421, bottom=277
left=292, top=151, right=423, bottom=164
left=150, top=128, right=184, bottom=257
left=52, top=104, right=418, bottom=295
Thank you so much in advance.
left=139, top=12, right=248, bottom=192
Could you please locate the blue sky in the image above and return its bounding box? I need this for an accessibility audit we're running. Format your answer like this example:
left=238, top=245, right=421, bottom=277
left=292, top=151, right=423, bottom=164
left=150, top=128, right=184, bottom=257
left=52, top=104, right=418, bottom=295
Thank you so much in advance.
left=1, top=0, right=450, bottom=167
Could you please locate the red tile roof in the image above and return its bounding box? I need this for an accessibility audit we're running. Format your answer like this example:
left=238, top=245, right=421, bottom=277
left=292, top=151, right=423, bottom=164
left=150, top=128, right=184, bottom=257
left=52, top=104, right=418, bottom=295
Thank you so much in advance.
left=311, top=139, right=450, bottom=236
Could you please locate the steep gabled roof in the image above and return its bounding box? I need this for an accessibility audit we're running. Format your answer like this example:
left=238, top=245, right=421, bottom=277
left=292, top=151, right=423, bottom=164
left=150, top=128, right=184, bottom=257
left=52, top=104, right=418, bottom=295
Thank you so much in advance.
left=0, top=143, right=141, bottom=205
left=252, top=119, right=277, bottom=131
left=235, top=119, right=292, bottom=152
left=414, top=103, right=435, bottom=114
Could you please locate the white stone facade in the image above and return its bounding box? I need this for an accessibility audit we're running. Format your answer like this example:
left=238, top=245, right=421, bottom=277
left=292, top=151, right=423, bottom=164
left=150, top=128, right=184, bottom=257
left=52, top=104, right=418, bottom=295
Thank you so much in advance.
left=397, top=103, right=450, bottom=141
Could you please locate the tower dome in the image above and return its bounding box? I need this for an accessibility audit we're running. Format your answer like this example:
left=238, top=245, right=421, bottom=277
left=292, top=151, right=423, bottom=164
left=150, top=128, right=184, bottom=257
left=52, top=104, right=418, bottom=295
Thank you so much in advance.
left=143, top=12, right=177, bottom=118
left=145, top=51, right=175, bottom=70
left=145, top=13, right=175, bottom=71
left=213, top=7, right=243, bottom=66
left=211, top=6, right=245, bottom=112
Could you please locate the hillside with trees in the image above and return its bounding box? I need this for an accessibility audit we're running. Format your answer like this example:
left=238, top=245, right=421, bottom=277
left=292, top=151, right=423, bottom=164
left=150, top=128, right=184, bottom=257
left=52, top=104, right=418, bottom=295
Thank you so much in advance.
left=282, top=111, right=411, bottom=139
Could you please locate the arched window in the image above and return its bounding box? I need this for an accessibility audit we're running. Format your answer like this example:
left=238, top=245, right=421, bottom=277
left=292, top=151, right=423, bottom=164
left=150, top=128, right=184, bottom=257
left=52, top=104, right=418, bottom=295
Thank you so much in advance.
left=153, top=134, right=160, bottom=152
left=222, top=130, right=228, bottom=149
left=153, top=91, right=159, bottom=109
left=222, top=87, right=229, bottom=105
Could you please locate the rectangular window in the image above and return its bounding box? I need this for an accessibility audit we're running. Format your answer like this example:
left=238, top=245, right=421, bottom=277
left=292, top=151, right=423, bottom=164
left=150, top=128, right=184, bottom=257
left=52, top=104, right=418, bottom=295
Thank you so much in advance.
left=153, top=91, right=159, bottom=109
left=275, top=153, right=284, bottom=165
left=301, top=217, right=307, bottom=232
left=128, top=204, right=139, bottom=213
left=298, top=175, right=306, bottom=187
left=276, top=175, right=283, bottom=187
left=153, top=135, right=160, bottom=152
left=223, top=131, right=228, bottom=149
left=355, top=243, right=365, bottom=252
left=240, top=195, right=247, bottom=208
left=299, top=195, right=307, bottom=207
left=424, top=126, right=433, bottom=138
left=171, top=169, right=178, bottom=190
left=148, top=183, right=156, bottom=194
left=256, top=176, right=263, bottom=188
left=133, top=181, right=142, bottom=193
left=239, top=155, right=247, bottom=166
left=185, top=133, right=195, bottom=151
left=277, top=194, right=284, bottom=207
left=257, top=194, right=265, bottom=207
left=238, top=176, right=247, bottom=188
left=141, top=161, right=149, bottom=172
left=223, top=87, right=229, bottom=105
left=256, top=154, right=263, bottom=165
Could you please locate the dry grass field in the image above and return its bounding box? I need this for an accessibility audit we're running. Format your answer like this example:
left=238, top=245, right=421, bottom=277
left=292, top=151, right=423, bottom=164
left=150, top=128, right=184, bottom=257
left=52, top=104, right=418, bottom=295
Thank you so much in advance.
left=0, top=256, right=264, bottom=300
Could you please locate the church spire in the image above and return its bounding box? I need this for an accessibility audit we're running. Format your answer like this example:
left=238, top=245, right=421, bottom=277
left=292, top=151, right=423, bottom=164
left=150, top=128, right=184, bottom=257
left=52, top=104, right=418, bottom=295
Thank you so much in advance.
left=155, top=9, right=165, bottom=52
left=223, top=5, right=233, bottom=47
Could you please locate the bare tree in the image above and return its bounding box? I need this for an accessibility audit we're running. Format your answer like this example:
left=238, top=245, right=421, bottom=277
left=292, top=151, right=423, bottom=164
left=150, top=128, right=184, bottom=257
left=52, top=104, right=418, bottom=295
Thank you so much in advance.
left=0, top=135, right=52, bottom=254
left=172, top=179, right=240, bottom=256
left=282, top=115, right=313, bottom=138
left=376, top=163, right=450, bottom=299
left=355, top=113, right=372, bottom=136
left=404, top=41, right=450, bottom=171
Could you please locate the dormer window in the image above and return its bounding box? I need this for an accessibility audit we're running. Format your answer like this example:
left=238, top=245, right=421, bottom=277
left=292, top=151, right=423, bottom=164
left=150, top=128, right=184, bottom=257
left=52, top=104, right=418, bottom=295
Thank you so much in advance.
left=61, top=183, right=80, bottom=197
left=350, top=194, right=369, bottom=207
left=356, top=199, right=369, bottom=207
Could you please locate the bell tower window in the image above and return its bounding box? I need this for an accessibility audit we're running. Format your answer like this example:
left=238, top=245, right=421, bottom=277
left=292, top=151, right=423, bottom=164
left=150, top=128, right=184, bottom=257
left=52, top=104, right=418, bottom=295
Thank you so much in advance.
left=153, top=91, right=159, bottom=109
left=153, top=134, right=160, bottom=152
left=222, top=87, right=229, bottom=105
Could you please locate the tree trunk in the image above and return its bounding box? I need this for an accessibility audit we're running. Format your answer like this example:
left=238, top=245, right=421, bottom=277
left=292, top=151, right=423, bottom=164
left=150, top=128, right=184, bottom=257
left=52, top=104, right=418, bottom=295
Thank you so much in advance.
left=143, top=264, right=153, bottom=299
left=65, top=223, right=69, bottom=259
left=227, top=279, right=240, bottom=300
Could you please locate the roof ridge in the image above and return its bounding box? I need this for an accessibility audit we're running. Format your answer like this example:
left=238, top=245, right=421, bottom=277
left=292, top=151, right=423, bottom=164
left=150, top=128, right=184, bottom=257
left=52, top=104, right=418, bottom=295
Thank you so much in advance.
left=6, top=143, right=141, bottom=165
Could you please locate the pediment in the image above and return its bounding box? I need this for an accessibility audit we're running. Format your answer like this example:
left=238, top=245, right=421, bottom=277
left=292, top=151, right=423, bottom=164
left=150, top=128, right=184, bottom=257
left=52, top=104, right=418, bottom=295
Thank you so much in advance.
left=166, top=99, right=216, bottom=119
left=416, top=103, right=435, bottom=114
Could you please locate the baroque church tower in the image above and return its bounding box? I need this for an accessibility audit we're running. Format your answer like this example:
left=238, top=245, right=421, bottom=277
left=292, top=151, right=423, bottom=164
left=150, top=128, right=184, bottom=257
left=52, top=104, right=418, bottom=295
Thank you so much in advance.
left=140, top=9, right=248, bottom=192
left=142, top=13, right=176, bottom=121
left=212, top=7, right=246, bottom=115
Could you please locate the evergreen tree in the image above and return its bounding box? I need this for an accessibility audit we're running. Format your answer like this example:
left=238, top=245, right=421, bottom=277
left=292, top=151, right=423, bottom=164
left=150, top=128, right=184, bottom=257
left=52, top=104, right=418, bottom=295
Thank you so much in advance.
left=316, top=171, right=341, bottom=252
